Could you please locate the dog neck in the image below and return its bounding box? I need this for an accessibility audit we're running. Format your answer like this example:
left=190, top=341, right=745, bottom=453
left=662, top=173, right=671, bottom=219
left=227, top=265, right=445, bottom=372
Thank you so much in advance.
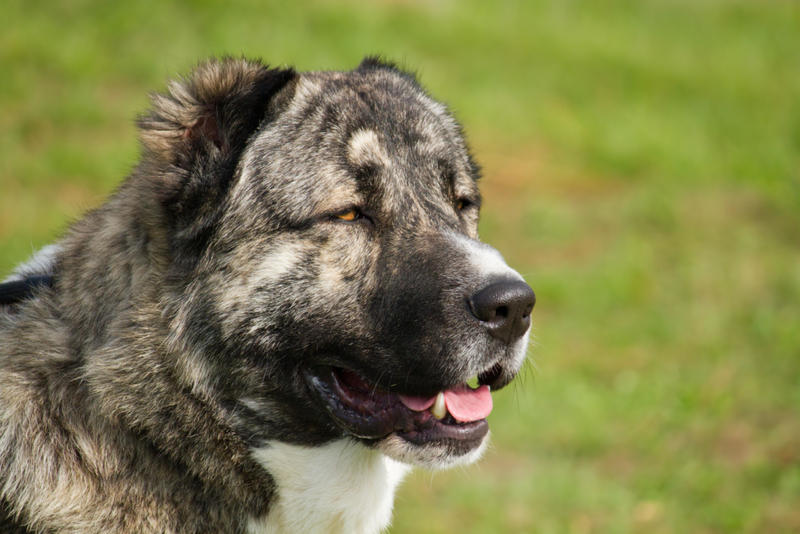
left=248, top=440, right=410, bottom=534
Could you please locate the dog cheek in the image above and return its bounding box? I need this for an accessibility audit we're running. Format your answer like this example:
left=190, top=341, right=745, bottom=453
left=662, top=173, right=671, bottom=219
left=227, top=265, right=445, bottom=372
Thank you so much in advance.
left=308, top=238, right=379, bottom=335
left=210, top=242, right=312, bottom=335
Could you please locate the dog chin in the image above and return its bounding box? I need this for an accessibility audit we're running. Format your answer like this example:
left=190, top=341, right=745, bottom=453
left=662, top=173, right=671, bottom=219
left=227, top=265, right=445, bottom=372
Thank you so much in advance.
left=377, top=432, right=491, bottom=470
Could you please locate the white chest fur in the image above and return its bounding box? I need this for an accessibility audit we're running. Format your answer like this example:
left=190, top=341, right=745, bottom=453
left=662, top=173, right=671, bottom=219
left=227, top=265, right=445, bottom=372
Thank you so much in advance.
left=249, top=440, right=411, bottom=534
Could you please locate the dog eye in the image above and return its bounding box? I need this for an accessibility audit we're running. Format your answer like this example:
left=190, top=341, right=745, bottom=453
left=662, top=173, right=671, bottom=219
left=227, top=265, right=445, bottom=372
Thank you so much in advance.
left=337, top=209, right=360, bottom=221
left=456, top=199, right=471, bottom=211
left=333, top=208, right=371, bottom=224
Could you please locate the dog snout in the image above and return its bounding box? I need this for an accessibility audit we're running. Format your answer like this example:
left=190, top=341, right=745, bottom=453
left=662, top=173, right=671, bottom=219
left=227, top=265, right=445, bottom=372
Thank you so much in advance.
left=469, top=279, right=535, bottom=342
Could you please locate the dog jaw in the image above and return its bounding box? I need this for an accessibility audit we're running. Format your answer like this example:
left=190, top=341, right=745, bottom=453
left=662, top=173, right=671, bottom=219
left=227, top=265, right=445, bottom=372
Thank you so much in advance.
left=379, top=431, right=491, bottom=470
left=301, top=365, right=493, bottom=468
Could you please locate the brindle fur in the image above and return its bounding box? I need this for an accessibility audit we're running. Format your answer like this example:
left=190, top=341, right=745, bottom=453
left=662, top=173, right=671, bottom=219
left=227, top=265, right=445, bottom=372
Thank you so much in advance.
left=0, top=57, right=529, bottom=533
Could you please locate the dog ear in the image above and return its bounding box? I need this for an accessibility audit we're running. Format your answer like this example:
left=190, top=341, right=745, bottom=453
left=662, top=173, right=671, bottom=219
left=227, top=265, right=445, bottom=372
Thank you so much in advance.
left=132, top=58, right=296, bottom=259
left=137, top=57, right=297, bottom=173
left=356, top=56, right=418, bottom=83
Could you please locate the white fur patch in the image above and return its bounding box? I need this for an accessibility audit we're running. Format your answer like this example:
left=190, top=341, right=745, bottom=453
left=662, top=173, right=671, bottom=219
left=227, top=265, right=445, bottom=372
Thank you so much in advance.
left=450, top=233, right=523, bottom=283
left=249, top=440, right=410, bottom=534
left=4, top=244, right=61, bottom=282
left=348, top=129, right=391, bottom=168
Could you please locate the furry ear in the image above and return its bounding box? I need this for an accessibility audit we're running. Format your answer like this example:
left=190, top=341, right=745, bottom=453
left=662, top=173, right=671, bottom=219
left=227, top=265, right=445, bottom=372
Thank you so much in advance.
left=356, top=56, right=417, bottom=83
left=357, top=55, right=400, bottom=72
left=138, top=57, right=297, bottom=169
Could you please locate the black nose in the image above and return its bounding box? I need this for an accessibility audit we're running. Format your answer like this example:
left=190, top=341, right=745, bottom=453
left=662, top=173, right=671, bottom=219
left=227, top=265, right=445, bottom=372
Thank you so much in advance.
left=469, top=279, right=536, bottom=342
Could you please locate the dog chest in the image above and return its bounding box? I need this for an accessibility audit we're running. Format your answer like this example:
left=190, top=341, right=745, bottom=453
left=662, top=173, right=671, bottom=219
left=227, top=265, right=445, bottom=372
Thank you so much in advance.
left=248, top=440, right=410, bottom=534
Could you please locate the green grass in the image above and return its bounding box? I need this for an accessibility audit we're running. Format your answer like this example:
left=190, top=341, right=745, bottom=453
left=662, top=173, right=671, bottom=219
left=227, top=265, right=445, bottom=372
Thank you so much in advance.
left=2, top=0, right=799, bottom=532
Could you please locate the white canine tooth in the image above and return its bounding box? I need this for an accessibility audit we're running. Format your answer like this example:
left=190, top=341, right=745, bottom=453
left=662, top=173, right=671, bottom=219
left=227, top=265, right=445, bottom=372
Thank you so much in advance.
left=431, top=392, right=446, bottom=420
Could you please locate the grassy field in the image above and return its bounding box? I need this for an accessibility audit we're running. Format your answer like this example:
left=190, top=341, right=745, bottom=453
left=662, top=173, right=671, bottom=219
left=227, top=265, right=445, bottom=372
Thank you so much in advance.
left=2, top=0, right=799, bottom=532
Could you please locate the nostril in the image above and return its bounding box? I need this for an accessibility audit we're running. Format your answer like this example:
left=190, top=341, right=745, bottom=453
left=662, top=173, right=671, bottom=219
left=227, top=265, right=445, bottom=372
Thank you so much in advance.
left=522, top=302, right=534, bottom=319
left=495, top=306, right=509, bottom=319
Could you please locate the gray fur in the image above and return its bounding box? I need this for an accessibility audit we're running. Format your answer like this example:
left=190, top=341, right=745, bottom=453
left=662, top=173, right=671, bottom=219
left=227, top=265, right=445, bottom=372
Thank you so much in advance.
left=0, top=57, right=532, bottom=533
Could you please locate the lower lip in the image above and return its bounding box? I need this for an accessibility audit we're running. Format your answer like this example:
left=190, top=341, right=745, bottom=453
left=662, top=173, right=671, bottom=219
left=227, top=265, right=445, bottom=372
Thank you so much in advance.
left=396, top=417, right=489, bottom=446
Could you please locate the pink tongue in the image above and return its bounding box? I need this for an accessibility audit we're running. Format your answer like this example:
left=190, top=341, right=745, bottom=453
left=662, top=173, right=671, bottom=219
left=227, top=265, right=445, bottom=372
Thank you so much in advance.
left=398, top=385, right=493, bottom=423
left=397, top=394, right=435, bottom=411
left=444, top=385, right=492, bottom=422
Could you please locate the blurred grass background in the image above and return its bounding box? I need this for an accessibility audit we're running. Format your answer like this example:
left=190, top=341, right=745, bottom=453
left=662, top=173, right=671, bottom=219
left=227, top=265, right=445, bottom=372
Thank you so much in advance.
left=1, top=0, right=799, bottom=532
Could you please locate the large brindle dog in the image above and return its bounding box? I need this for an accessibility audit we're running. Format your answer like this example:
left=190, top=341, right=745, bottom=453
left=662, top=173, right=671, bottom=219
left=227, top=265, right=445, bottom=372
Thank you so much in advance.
left=0, top=57, right=535, bottom=534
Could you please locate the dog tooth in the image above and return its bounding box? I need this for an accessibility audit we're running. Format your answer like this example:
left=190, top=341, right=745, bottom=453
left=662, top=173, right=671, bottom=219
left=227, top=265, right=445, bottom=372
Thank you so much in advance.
left=467, top=375, right=479, bottom=389
left=431, top=392, right=447, bottom=419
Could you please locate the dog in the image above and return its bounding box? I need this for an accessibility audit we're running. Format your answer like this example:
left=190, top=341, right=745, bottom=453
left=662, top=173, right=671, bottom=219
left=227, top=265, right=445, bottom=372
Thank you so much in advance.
left=0, top=57, right=535, bottom=534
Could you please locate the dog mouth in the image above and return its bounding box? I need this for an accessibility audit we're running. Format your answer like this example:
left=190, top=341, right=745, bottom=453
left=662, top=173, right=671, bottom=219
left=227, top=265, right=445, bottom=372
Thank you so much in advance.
left=303, top=364, right=504, bottom=448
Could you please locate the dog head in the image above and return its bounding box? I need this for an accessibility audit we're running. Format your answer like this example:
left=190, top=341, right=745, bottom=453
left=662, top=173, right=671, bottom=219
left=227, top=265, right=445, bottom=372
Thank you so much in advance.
left=139, top=57, right=535, bottom=469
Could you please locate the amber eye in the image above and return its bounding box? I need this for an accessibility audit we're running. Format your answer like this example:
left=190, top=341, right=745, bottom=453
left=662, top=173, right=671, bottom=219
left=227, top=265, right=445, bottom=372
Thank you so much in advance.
left=456, top=199, right=469, bottom=211
left=335, top=209, right=361, bottom=221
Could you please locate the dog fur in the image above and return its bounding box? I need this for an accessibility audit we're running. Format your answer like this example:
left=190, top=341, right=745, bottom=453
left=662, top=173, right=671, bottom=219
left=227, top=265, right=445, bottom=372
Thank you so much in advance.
left=0, top=57, right=533, bottom=534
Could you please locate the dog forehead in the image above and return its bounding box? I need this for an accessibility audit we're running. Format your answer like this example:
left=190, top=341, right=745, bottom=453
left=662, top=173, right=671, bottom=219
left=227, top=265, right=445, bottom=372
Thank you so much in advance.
left=298, top=70, right=467, bottom=156
left=233, top=68, right=477, bottom=222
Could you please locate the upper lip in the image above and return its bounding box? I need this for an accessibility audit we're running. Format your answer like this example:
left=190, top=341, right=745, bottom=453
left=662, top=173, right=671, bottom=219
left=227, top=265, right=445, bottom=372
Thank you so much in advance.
left=475, top=360, right=506, bottom=390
